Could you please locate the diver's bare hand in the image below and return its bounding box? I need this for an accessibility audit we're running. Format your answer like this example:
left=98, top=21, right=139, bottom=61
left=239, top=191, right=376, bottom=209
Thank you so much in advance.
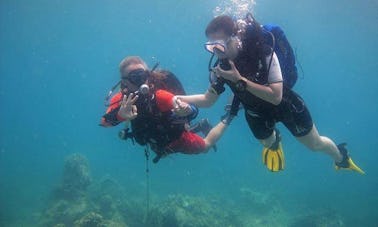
left=173, top=98, right=193, bottom=117
left=118, top=93, right=138, bottom=120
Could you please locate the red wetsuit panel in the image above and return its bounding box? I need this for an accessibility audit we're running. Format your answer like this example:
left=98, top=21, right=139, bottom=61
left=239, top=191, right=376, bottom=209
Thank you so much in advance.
left=101, top=92, right=124, bottom=126
left=155, top=89, right=174, bottom=112
left=107, top=92, right=123, bottom=113
left=167, top=131, right=206, bottom=154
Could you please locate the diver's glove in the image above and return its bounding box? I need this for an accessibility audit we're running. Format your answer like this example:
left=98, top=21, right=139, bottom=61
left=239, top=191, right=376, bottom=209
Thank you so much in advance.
left=262, top=129, right=285, bottom=172
left=335, top=143, right=365, bottom=174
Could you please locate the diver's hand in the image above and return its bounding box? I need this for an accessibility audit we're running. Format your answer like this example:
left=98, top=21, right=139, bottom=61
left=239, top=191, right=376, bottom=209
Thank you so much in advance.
left=214, top=60, right=242, bottom=83
left=173, top=98, right=193, bottom=117
left=118, top=93, right=138, bottom=120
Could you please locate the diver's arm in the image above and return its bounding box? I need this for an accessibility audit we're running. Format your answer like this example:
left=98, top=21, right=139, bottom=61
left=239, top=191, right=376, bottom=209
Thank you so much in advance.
left=155, top=89, right=198, bottom=118
left=100, top=92, right=128, bottom=127
left=246, top=53, right=283, bottom=105
left=217, top=54, right=283, bottom=105
left=242, top=78, right=283, bottom=105
left=176, top=89, right=219, bottom=108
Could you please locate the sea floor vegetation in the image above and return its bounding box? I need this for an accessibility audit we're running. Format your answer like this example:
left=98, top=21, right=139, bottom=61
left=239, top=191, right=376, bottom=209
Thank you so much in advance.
left=34, top=153, right=345, bottom=227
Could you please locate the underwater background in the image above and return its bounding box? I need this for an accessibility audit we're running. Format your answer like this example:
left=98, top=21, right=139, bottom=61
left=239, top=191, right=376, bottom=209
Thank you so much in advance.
left=1, top=0, right=377, bottom=226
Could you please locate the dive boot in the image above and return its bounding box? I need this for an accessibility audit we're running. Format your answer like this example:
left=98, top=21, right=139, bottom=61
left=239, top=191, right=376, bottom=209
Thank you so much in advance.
left=335, top=143, right=365, bottom=174
left=262, top=129, right=285, bottom=172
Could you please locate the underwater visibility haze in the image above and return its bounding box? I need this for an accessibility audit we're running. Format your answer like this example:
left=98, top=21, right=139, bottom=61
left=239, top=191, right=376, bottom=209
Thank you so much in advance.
left=1, top=0, right=378, bottom=226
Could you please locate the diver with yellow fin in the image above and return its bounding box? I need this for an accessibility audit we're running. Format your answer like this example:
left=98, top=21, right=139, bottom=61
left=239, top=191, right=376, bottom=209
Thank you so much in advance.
left=262, top=129, right=284, bottom=172
left=335, top=143, right=365, bottom=174
left=176, top=14, right=365, bottom=175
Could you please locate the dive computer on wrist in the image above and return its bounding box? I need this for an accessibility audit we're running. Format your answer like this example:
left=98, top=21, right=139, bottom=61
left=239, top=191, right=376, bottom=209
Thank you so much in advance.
left=235, top=79, right=247, bottom=92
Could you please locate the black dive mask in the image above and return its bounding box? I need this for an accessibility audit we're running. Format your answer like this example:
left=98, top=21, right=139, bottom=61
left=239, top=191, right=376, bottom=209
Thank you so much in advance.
left=122, top=69, right=150, bottom=87
left=104, top=62, right=160, bottom=107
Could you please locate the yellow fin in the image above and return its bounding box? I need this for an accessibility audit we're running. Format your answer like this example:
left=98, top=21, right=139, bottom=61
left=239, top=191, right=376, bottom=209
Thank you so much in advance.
left=335, top=157, right=365, bottom=175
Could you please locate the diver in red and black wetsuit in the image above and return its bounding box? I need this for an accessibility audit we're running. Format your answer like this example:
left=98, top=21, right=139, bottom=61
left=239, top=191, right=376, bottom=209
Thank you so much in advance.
left=101, top=56, right=229, bottom=163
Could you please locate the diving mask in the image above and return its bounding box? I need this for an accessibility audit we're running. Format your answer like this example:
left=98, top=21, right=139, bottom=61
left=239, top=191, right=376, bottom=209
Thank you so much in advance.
left=104, top=62, right=159, bottom=107
left=204, top=39, right=228, bottom=54
left=204, top=36, right=241, bottom=59
left=122, top=68, right=149, bottom=87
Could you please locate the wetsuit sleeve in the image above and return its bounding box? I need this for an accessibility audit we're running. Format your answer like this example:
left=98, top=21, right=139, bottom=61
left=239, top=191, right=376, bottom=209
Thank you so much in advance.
left=155, top=89, right=175, bottom=112
left=156, top=89, right=198, bottom=121
left=100, top=92, right=125, bottom=127
left=266, top=52, right=283, bottom=84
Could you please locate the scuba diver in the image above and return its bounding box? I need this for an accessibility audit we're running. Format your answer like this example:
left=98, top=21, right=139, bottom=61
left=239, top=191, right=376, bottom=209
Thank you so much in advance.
left=100, top=56, right=229, bottom=163
left=176, top=14, right=364, bottom=174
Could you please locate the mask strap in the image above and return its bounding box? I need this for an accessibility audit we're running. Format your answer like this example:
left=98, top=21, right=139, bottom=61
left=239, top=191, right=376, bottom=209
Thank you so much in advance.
left=151, top=62, right=160, bottom=72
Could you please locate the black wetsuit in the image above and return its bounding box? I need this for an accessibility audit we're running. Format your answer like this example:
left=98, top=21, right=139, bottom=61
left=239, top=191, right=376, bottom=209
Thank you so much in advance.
left=224, top=27, right=313, bottom=140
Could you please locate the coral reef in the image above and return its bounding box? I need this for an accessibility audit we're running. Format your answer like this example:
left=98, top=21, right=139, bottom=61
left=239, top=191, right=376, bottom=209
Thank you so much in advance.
left=89, top=176, right=145, bottom=226
left=289, top=210, right=345, bottom=227
left=53, top=153, right=92, bottom=200
left=224, top=187, right=288, bottom=226
left=39, top=153, right=293, bottom=227
left=73, top=212, right=105, bottom=227
left=146, top=194, right=241, bottom=227
left=39, top=154, right=128, bottom=227
left=239, top=187, right=274, bottom=214
left=41, top=192, right=91, bottom=226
